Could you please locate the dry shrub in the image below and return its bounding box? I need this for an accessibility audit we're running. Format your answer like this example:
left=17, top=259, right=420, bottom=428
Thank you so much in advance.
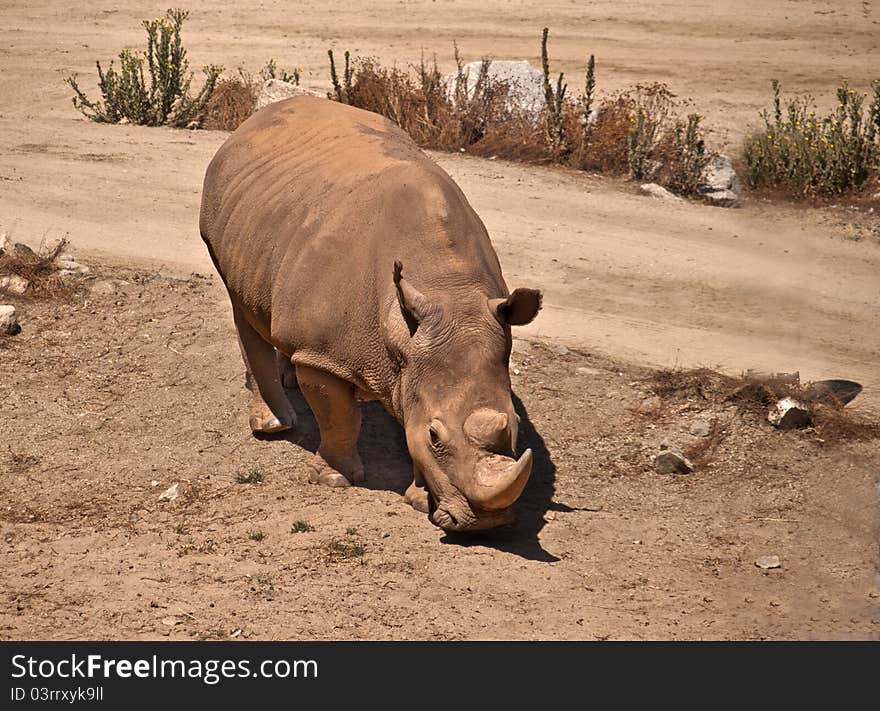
left=203, top=71, right=257, bottom=131
left=645, top=367, right=878, bottom=445
left=341, top=52, right=520, bottom=153
left=566, top=94, right=633, bottom=174
left=0, top=238, right=73, bottom=299
left=329, top=30, right=711, bottom=196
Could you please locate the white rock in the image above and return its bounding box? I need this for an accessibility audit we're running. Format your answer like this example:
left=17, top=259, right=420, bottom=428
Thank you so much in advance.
left=576, top=366, right=603, bottom=377
left=767, top=397, right=812, bottom=429
left=0, top=275, right=28, bottom=294
left=56, top=254, right=89, bottom=274
left=698, top=154, right=741, bottom=207
left=0, top=232, right=11, bottom=255
left=0, top=305, right=20, bottom=335
left=255, top=79, right=323, bottom=111
left=159, top=482, right=182, bottom=501
left=755, top=555, right=781, bottom=570
left=555, top=345, right=570, bottom=356
left=654, top=450, right=694, bottom=474
left=640, top=183, right=682, bottom=202
left=447, top=60, right=547, bottom=114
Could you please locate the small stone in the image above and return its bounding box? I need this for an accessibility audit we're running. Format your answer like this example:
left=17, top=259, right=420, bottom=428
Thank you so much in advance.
left=56, top=255, right=89, bottom=275
left=150, top=480, right=160, bottom=487
left=0, top=233, right=11, bottom=255
left=159, top=482, right=182, bottom=501
left=640, top=183, right=682, bottom=202
left=755, top=555, right=781, bottom=570
left=512, top=368, right=521, bottom=375
left=555, top=345, right=570, bottom=356
left=230, top=628, right=242, bottom=638
left=689, top=419, right=712, bottom=437
left=161, top=616, right=181, bottom=627
left=767, top=397, right=812, bottom=429
left=511, top=338, right=532, bottom=355
left=576, top=366, right=602, bottom=377
left=0, top=305, right=21, bottom=335
left=654, top=450, right=694, bottom=474
left=0, top=275, right=28, bottom=295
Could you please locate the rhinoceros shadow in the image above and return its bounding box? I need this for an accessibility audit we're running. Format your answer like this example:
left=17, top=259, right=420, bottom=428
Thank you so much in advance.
left=277, top=387, right=561, bottom=562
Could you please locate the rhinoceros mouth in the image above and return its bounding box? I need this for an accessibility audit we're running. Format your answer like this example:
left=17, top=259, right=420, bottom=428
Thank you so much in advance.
left=428, top=493, right=515, bottom=532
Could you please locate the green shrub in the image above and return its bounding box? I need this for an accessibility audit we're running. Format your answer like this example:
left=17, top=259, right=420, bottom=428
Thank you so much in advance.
left=260, top=58, right=301, bottom=86
left=234, top=466, right=263, bottom=484
left=744, top=79, right=880, bottom=197
left=66, top=8, right=221, bottom=127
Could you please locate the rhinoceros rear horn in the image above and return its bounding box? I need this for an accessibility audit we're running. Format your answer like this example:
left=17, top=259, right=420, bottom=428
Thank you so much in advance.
left=393, top=260, right=442, bottom=335
left=489, top=288, right=542, bottom=326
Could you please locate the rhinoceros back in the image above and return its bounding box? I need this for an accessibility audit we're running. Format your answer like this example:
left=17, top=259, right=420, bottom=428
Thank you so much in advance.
left=200, top=96, right=507, bottom=393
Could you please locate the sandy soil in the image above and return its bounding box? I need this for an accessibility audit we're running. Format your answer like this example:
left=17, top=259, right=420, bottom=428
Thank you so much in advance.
left=1, top=273, right=878, bottom=640
left=1, top=2, right=879, bottom=639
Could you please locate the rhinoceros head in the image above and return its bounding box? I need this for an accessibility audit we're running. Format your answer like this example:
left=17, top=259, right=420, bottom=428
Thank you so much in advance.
left=390, top=262, right=541, bottom=532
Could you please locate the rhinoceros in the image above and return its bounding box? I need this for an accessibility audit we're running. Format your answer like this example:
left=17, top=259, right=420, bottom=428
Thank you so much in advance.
left=199, top=96, right=541, bottom=531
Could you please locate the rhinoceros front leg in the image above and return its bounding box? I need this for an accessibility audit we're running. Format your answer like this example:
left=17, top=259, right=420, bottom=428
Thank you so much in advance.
left=296, top=364, right=365, bottom=488
left=232, top=302, right=296, bottom=434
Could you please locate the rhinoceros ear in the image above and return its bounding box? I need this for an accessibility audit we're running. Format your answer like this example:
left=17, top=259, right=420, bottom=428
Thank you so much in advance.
left=393, top=261, right=442, bottom=336
left=489, top=288, right=542, bottom=326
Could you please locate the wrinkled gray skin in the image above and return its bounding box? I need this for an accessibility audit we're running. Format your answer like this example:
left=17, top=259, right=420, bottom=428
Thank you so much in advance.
left=200, top=97, right=541, bottom=531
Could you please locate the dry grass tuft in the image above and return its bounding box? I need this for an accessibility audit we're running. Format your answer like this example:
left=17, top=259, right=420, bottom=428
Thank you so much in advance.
left=0, top=238, right=74, bottom=299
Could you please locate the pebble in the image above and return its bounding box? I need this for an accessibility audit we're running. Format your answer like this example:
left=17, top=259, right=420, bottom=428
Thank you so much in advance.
left=0, top=275, right=29, bottom=294
left=755, top=555, right=782, bottom=570
left=0, top=305, right=20, bottom=335
left=654, top=450, right=694, bottom=474
left=159, top=482, right=182, bottom=501
left=768, top=397, right=812, bottom=429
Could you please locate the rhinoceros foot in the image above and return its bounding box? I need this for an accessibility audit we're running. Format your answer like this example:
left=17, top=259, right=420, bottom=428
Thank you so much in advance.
left=248, top=400, right=295, bottom=434
left=308, top=451, right=364, bottom=488
left=403, top=481, right=430, bottom=513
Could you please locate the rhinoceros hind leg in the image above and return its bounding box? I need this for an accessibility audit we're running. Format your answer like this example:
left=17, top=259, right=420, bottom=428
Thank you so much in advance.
left=232, top=302, right=296, bottom=434
left=296, top=364, right=365, bottom=487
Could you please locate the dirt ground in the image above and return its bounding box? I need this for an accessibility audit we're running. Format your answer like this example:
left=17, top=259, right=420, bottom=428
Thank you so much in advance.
left=1, top=271, right=878, bottom=640
left=1, top=1, right=879, bottom=639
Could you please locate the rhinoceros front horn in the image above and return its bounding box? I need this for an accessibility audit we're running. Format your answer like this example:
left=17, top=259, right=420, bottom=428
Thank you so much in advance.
left=467, top=449, right=533, bottom=511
